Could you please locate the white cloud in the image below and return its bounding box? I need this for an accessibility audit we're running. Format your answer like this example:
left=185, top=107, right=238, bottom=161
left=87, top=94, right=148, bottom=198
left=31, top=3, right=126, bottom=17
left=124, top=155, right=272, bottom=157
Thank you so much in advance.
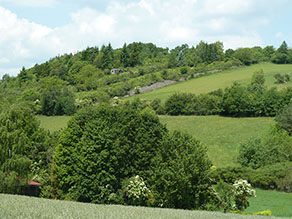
left=0, top=0, right=57, bottom=7
left=203, top=0, right=254, bottom=15
left=276, top=32, right=283, bottom=38
left=218, top=33, right=263, bottom=49
left=0, top=0, right=273, bottom=77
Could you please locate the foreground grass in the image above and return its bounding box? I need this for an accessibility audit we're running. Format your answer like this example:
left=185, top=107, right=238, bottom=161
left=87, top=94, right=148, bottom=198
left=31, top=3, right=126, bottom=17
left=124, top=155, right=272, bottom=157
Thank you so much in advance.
left=37, top=115, right=71, bottom=132
left=246, top=189, right=292, bottom=218
left=0, top=194, right=283, bottom=219
left=131, top=63, right=292, bottom=102
left=159, top=115, right=274, bottom=167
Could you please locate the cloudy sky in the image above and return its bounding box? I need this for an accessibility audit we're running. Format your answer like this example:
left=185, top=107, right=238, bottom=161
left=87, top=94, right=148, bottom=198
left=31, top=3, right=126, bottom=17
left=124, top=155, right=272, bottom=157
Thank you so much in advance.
left=0, top=0, right=291, bottom=78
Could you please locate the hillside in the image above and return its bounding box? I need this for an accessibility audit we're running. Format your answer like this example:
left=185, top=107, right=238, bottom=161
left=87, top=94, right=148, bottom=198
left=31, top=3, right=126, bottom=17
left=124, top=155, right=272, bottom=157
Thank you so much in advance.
left=0, top=194, right=284, bottom=219
left=129, top=62, right=292, bottom=102
left=159, top=115, right=274, bottom=167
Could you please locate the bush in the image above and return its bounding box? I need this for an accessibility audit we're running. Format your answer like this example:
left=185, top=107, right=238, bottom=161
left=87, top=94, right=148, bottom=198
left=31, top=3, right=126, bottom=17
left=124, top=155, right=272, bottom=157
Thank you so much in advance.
left=122, top=175, right=152, bottom=206
left=277, top=170, right=292, bottom=192
left=274, top=73, right=286, bottom=84
left=275, top=103, right=292, bottom=135
left=165, top=93, right=194, bottom=115
left=238, top=129, right=292, bottom=169
left=233, top=179, right=256, bottom=211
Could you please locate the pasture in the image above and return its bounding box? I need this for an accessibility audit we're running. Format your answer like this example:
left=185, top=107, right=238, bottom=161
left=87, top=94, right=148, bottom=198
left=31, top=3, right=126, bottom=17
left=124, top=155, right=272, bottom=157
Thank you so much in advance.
left=159, top=115, right=275, bottom=167
left=130, top=63, right=292, bottom=102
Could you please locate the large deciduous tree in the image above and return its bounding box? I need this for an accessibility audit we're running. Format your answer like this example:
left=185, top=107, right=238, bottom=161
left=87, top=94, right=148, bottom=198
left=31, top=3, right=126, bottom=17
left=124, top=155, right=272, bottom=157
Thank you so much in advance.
left=54, top=105, right=212, bottom=209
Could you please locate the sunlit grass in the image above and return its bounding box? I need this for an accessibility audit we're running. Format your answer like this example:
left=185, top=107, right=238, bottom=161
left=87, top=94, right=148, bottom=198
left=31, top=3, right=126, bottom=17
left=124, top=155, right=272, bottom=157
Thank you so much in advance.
left=159, top=115, right=274, bottom=167
left=129, top=63, right=292, bottom=102
left=37, top=115, right=70, bottom=132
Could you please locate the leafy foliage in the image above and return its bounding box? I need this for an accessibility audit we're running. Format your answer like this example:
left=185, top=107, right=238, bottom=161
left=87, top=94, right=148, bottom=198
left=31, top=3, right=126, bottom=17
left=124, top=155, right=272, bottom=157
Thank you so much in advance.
left=54, top=105, right=212, bottom=209
left=150, top=131, right=211, bottom=209
left=54, top=105, right=167, bottom=202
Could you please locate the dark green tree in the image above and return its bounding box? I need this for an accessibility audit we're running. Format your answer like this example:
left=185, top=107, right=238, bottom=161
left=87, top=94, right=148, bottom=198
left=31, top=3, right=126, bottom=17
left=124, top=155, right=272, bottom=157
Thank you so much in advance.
left=0, top=106, right=52, bottom=193
left=18, top=67, right=28, bottom=86
left=151, top=131, right=211, bottom=209
left=120, top=43, right=130, bottom=67
left=275, top=103, right=292, bottom=135
left=54, top=105, right=167, bottom=203
left=222, top=82, right=251, bottom=116
left=129, top=42, right=141, bottom=67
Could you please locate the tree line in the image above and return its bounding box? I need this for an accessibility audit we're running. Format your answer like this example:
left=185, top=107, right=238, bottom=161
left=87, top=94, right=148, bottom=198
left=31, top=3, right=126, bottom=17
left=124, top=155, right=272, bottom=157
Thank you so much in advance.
left=141, top=70, right=292, bottom=117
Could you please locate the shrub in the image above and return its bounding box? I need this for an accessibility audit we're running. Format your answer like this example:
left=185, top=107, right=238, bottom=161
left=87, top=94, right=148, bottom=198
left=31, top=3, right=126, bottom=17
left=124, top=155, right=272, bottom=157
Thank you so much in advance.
left=275, top=103, right=292, bottom=135
left=165, top=93, right=194, bottom=115
left=122, top=175, right=152, bottom=206
left=253, top=210, right=272, bottom=216
left=274, top=73, right=285, bottom=84
left=277, top=170, right=292, bottom=192
left=213, top=181, right=234, bottom=212
left=233, top=179, right=256, bottom=211
left=238, top=130, right=292, bottom=169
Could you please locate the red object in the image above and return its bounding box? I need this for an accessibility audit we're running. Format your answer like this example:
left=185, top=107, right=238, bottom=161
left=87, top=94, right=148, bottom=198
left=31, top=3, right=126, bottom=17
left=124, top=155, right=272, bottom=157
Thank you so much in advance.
left=28, top=181, right=41, bottom=186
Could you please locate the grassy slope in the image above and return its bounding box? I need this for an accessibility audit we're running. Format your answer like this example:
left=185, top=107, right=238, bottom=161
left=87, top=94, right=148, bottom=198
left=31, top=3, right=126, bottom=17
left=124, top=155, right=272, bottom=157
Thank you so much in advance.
left=0, top=194, right=283, bottom=219
left=37, top=115, right=71, bottom=132
left=246, top=189, right=292, bottom=218
left=129, top=63, right=292, bottom=102
left=159, top=115, right=274, bottom=167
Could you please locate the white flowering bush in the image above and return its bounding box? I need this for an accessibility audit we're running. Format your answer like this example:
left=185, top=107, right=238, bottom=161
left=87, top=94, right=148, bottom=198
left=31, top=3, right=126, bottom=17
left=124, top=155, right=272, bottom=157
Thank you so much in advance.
left=123, top=175, right=152, bottom=206
left=233, top=179, right=256, bottom=210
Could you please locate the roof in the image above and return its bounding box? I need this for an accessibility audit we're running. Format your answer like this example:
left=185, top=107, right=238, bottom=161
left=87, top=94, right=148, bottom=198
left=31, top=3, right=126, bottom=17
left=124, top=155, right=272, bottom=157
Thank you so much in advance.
left=28, top=180, right=41, bottom=186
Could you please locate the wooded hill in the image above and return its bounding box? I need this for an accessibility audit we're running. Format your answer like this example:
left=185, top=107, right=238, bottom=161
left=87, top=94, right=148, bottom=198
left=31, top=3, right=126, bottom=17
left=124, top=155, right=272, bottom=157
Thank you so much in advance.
left=1, top=40, right=292, bottom=116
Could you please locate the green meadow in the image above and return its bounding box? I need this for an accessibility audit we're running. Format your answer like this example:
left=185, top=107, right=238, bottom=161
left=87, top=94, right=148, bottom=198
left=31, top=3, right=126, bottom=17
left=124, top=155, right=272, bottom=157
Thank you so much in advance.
left=130, top=63, right=292, bottom=102
left=246, top=189, right=292, bottom=218
left=159, top=115, right=275, bottom=167
left=37, top=115, right=70, bottom=132
left=0, top=194, right=284, bottom=219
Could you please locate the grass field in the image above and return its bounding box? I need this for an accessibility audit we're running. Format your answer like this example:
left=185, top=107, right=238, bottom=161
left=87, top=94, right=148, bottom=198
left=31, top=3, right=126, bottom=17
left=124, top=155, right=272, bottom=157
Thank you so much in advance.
left=0, top=194, right=284, bottom=219
left=159, top=115, right=275, bottom=167
left=37, top=115, right=71, bottom=132
left=129, top=63, right=292, bottom=102
left=246, top=189, right=292, bottom=218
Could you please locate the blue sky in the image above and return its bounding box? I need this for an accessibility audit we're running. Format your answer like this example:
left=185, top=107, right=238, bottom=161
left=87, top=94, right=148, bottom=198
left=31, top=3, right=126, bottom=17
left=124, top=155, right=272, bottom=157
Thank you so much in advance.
left=0, top=0, right=292, bottom=78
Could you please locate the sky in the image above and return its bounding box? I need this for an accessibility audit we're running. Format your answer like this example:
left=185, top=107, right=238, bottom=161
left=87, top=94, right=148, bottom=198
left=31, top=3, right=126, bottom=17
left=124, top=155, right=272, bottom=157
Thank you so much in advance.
left=0, top=0, right=292, bottom=78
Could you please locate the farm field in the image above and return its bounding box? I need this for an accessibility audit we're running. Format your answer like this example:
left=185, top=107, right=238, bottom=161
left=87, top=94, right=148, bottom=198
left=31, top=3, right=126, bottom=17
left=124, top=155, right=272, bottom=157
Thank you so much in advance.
left=129, top=63, right=292, bottom=102
left=37, top=115, right=71, bottom=132
left=0, top=194, right=284, bottom=219
left=159, top=115, right=275, bottom=167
